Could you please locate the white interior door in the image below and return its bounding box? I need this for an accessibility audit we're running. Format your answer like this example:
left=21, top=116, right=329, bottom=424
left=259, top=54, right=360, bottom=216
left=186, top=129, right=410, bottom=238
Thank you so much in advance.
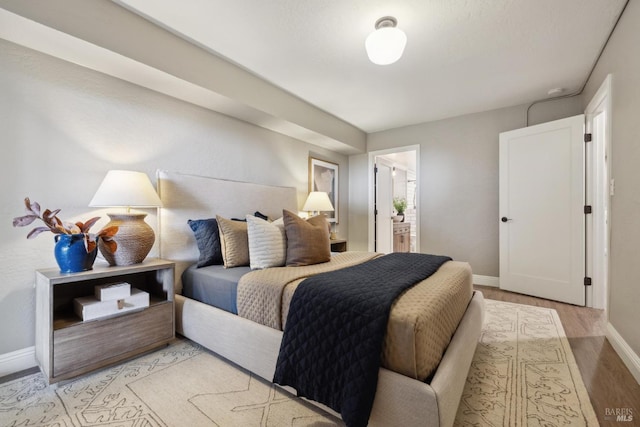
left=499, top=115, right=585, bottom=305
left=375, top=161, right=393, bottom=253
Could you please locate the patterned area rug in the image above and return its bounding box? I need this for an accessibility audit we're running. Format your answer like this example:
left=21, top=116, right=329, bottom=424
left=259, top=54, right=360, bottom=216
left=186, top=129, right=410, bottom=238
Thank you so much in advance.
left=0, top=299, right=597, bottom=427
left=455, top=299, right=598, bottom=426
left=0, top=341, right=341, bottom=426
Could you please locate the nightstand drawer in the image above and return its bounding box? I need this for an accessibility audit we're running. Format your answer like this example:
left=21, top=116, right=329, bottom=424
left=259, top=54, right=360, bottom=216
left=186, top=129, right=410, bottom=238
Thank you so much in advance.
left=53, top=303, right=173, bottom=377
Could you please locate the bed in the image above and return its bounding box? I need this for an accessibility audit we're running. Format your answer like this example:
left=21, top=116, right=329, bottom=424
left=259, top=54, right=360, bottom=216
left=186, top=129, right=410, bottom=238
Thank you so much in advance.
left=157, top=170, right=484, bottom=427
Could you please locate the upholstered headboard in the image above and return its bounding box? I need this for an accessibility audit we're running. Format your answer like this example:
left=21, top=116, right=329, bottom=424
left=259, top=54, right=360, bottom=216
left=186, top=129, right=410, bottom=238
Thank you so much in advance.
left=156, top=170, right=298, bottom=290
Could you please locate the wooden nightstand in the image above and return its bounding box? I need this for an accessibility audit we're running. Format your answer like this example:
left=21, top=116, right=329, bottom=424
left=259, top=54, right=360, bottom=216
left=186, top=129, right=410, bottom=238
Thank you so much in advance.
left=330, top=238, right=347, bottom=252
left=35, top=258, right=175, bottom=384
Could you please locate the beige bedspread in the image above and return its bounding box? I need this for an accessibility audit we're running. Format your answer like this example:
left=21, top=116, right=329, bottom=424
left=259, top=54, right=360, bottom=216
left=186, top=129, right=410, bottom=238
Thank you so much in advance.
left=237, top=252, right=472, bottom=381
left=237, top=252, right=380, bottom=329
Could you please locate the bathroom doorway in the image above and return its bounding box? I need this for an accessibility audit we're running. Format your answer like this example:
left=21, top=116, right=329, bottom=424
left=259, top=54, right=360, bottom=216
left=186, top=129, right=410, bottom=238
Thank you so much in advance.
left=369, top=146, right=419, bottom=253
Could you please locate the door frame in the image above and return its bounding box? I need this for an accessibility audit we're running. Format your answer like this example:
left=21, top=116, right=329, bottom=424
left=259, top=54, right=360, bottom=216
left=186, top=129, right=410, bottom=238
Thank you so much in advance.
left=374, top=157, right=394, bottom=253
left=585, top=74, right=613, bottom=311
left=368, top=145, right=420, bottom=253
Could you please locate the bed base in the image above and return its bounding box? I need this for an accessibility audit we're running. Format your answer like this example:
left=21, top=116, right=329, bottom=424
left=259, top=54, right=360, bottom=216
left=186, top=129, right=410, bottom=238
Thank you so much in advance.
left=175, top=290, right=484, bottom=427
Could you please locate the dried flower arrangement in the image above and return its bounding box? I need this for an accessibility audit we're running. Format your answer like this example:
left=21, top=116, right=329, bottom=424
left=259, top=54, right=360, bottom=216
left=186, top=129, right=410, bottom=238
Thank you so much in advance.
left=13, top=197, right=118, bottom=253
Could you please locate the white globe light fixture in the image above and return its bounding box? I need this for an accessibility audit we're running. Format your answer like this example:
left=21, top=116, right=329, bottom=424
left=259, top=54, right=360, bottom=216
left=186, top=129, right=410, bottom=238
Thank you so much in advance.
left=365, top=16, right=407, bottom=65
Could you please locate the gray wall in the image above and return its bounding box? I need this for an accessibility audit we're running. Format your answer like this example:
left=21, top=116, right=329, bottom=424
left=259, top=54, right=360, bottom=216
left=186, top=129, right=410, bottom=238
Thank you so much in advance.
left=581, top=0, right=640, bottom=360
left=0, top=0, right=365, bottom=154
left=349, top=98, right=582, bottom=277
left=0, top=39, right=347, bottom=355
left=348, top=154, right=370, bottom=251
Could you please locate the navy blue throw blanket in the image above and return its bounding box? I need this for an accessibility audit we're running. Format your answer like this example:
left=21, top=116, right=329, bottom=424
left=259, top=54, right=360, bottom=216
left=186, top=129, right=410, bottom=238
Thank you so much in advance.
left=273, top=252, right=452, bottom=427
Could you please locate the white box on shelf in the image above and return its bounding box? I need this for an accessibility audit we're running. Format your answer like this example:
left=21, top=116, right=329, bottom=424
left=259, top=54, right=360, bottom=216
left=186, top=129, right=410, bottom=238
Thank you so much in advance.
left=95, top=282, right=131, bottom=301
left=74, top=288, right=149, bottom=321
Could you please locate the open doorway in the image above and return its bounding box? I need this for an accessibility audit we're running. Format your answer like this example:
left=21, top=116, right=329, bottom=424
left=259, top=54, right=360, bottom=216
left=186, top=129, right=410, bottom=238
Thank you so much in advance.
left=369, top=146, right=419, bottom=253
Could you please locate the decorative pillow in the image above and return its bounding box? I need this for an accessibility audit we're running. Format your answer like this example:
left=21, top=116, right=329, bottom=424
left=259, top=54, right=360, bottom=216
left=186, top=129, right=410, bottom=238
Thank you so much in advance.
left=232, top=211, right=269, bottom=222
left=187, top=218, right=223, bottom=267
left=216, top=215, right=250, bottom=268
left=254, top=211, right=269, bottom=221
left=283, top=210, right=331, bottom=267
left=246, top=215, right=286, bottom=269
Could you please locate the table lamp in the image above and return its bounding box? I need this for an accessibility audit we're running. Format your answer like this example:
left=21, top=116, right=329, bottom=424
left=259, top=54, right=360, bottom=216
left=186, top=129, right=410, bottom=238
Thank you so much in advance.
left=303, top=191, right=334, bottom=216
left=302, top=191, right=337, bottom=239
left=89, top=170, right=162, bottom=266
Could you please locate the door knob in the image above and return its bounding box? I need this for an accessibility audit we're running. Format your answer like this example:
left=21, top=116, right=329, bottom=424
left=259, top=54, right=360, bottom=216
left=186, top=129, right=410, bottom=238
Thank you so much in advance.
left=501, top=217, right=512, bottom=223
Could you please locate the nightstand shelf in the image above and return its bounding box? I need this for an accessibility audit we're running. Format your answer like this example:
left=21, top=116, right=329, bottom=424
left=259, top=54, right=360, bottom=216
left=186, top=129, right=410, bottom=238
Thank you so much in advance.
left=330, top=238, right=347, bottom=252
left=35, top=258, right=175, bottom=384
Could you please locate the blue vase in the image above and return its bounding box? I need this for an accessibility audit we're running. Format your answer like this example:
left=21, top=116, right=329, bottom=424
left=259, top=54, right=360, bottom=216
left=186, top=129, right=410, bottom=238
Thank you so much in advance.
left=54, top=234, right=98, bottom=273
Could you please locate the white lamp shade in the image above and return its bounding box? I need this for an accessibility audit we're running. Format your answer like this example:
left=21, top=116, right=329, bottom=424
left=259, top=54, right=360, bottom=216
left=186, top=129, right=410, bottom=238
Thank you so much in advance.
left=303, top=191, right=334, bottom=212
left=365, top=26, right=407, bottom=65
left=89, top=170, right=162, bottom=208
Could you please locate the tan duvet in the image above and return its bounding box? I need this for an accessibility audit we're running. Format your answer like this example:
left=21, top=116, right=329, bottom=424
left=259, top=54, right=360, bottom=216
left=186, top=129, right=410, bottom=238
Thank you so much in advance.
left=237, top=251, right=473, bottom=381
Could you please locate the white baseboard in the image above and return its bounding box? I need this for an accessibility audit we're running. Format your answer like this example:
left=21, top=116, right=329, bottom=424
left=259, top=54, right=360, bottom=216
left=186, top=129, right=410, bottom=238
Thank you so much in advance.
left=606, top=323, right=640, bottom=385
left=473, top=275, right=499, bottom=287
left=0, top=346, right=37, bottom=378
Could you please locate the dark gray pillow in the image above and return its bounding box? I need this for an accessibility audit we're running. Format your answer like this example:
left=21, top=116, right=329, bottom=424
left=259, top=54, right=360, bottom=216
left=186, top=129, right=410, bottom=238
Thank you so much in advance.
left=254, top=211, right=269, bottom=221
left=231, top=211, right=269, bottom=222
left=188, top=218, right=223, bottom=267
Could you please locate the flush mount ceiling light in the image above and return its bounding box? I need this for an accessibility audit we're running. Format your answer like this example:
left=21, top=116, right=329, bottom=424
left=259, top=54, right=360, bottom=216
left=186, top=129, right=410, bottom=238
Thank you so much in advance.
left=365, top=16, right=407, bottom=65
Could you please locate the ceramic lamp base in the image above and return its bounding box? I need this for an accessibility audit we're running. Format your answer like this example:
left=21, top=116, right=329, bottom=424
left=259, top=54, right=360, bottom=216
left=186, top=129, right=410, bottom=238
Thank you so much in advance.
left=98, top=212, right=155, bottom=266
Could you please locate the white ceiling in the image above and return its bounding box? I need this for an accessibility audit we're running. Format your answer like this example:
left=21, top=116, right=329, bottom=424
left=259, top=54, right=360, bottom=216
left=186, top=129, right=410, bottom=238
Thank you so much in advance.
left=115, top=0, right=626, bottom=133
left=378, top=151, right=417, bottom=172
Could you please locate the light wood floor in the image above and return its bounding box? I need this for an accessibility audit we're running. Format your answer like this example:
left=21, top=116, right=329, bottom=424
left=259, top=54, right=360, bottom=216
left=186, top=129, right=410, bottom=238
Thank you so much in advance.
left=476, top=285, right=640, bottom=426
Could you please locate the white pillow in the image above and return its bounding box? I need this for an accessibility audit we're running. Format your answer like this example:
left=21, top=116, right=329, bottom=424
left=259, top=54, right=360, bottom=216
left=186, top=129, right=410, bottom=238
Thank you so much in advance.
left=246, top=215, right=286, bottom=269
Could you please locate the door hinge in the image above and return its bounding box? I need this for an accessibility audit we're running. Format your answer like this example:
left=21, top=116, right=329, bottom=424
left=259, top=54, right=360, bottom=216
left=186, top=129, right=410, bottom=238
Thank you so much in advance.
left=584, top=133, right=592, bottom=143
left=584, top=205, right=592, bottom=214
left=584, top=277, right=592, bottom=286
